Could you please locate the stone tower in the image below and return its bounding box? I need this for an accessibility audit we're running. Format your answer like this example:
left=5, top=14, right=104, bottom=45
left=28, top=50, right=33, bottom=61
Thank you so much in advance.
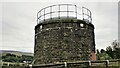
left=34, top=4, right=95, bottom=64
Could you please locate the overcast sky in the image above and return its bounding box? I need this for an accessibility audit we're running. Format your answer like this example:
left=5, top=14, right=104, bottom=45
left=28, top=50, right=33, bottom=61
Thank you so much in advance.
left=0, top=1, right=119, bottom=53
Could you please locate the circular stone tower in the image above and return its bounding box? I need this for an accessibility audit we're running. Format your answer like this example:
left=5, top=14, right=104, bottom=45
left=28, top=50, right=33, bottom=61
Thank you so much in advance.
left=34, top=4, right=95, bottom=64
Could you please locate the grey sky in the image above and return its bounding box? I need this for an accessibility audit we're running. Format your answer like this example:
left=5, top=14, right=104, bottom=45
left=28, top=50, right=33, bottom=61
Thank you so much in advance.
left=0, top=2, right=2, bottom=51
left=1, top=2, right=118, bottom=53
left=118, top=1, right=120, bottom=42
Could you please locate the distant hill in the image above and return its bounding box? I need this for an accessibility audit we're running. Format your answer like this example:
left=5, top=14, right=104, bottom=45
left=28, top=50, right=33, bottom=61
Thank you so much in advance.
left=0, top=50, right=34, bottom=56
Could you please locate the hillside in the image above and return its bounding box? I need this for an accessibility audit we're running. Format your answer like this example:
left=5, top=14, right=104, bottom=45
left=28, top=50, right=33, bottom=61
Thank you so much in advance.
left=0, top=50, right=34, bottom=56
left=1, top=50, right=34, bottom=63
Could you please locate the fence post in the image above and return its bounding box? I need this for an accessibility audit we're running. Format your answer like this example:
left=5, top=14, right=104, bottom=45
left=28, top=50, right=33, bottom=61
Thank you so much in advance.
left=118, top=59, right=120, bottom=67
left=64, top=62, right=67, bottom=67
left=7, top=62, right=9, bottom=66
left=89, top=60, right=91, bottom=66
left=105, top=60, right=109, bottom=67
left=29, top=64, right=32, bottom=68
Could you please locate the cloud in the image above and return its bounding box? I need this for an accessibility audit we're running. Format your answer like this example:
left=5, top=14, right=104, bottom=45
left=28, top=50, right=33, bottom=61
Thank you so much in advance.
left=118, top=2, right=120, bottom=42
left=0, top=3, right=2, bottom=50
left=1, top=0, right=119, bottom=2
left=93, top=3, right=118, bottom=50
left=1, top=2, right=118, bottom=53
left=2, top=3, right=37, bottom=52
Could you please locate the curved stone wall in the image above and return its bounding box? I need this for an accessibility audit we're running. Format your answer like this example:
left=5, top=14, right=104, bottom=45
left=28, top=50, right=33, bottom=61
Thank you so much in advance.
left=34, top=18, right=95, bottom=64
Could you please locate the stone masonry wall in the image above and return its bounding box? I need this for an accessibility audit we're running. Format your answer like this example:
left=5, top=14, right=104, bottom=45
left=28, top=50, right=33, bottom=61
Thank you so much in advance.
left=34, top=19, right=95, bottom=64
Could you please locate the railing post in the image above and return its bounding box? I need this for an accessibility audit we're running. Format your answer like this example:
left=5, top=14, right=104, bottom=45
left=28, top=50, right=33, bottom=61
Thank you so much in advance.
left=50, top=6, right=52, bottom=20
left=58, top=4, right=60, bottom=19
left=82, top=7, right=84, bottom=20
left=37, top=12, right=39, bottom=24
left=90, top=11, right=92, bottom=23
left=75, top=5, right=77, bottom=19
left=67, top=4, right=69, bottom=19
left=44, top=8, right=45, bottom=21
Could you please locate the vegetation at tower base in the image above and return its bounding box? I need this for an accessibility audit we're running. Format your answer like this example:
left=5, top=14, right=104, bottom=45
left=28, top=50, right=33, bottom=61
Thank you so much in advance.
left=34, top=18, right=96, bottom=64
left=96, top=40, right=120, bottom=60
left=96, top=49, right=112, bottom=60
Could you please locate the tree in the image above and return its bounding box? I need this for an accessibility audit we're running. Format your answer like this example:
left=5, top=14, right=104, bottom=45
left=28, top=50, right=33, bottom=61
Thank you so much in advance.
left=112, top=40, right=120, bottom=50
left=100, top=49, right=105, bottom=53
left=2, top=53, right=33, bottom=63
left=106, top=46, right=114, bottom=59
left=96, top=49, right=100, bottom=60
left=96, top=49, right=112, bottom=60
left=96, top=49, right=100, bottom=54
left=106, top=40, right=120, bottom=59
